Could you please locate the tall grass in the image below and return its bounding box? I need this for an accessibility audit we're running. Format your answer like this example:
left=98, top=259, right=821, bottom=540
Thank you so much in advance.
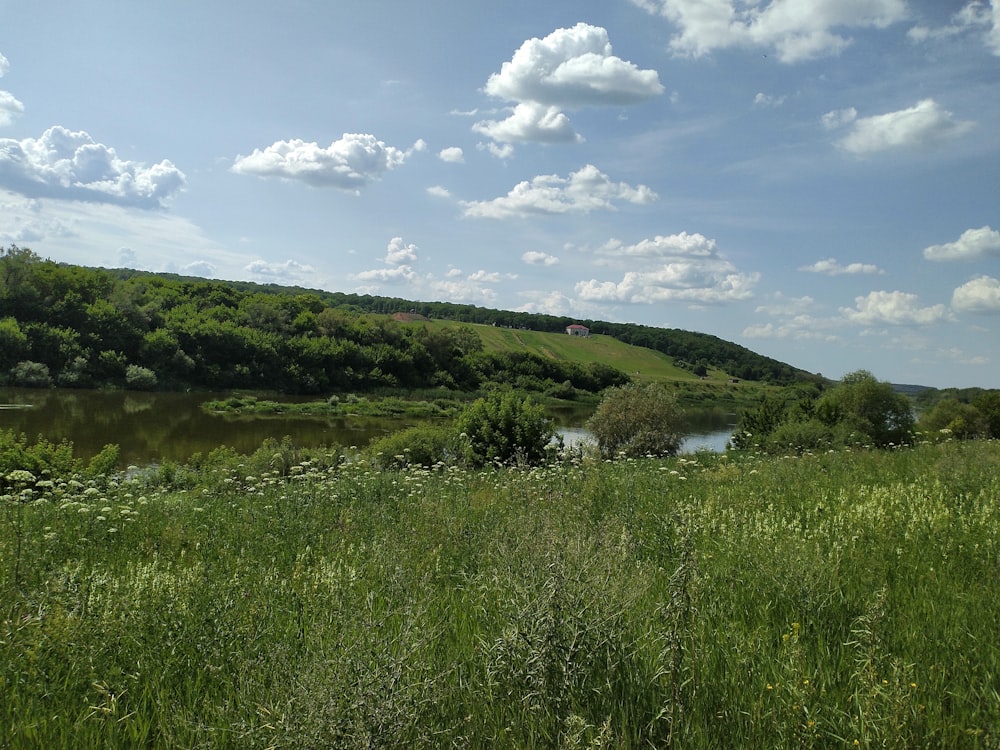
left=2, top=441, right=999, bottom=747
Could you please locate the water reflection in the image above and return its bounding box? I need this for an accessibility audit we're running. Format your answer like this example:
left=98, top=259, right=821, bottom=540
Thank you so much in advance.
left=0, top=387, right=736, bottom=466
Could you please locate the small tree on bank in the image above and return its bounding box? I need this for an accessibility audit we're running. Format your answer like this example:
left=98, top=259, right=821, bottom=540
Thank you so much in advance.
left=586, top=382, right=684, bottom=459
left=455, top=390, right=554, bottom=467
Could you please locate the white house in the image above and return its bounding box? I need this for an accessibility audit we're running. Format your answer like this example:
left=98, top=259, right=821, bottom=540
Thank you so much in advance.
left=565, top=324, right=590, bottom=337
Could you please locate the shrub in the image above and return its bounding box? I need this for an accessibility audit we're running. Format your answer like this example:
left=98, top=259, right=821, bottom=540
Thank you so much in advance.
left=586, top=382, right=683, bottom=459
left=9, top=360, right=52, bottom=388
left=455, top=390, right=554, bottom=467
left=367, top=424, right=459, bottom=469
left=125, top=364, right=158, bottom=390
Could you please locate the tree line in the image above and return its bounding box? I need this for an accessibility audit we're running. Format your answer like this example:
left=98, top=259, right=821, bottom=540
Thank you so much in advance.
left=0, top=247, right=627, bottom=396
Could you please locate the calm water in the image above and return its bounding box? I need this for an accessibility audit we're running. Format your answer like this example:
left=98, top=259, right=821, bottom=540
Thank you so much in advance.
left=0, top=387, right=736, bottom=467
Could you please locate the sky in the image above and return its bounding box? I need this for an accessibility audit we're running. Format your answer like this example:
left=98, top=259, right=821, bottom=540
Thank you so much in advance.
left=1, top=0, right=998, bottom=389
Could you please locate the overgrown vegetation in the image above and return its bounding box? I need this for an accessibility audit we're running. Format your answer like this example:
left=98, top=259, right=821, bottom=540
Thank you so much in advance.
left=585, top=381, right=684, bottom=458
left=2, top=433, right=999, bottom=747
left=733, top=370, right=918, bottom=452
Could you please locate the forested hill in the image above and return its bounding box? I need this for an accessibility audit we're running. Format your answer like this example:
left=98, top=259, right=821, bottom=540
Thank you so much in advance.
left=0, top=247, right=816, bottom=393
left=249, top=291, right=817, bottom=386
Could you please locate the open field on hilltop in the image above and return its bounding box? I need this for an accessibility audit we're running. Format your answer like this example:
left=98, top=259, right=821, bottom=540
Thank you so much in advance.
left=418, top=319, right=734, bottom=384
left=3, top=440, right=999, bottom=747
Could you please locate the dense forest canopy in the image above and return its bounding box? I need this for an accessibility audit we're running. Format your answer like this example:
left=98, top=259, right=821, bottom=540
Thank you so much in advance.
left=1, top=246, right=815, bottom=394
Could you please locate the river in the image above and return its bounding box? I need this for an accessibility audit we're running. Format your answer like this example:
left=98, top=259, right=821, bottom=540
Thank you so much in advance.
left=0, top=387, right=736, bottom=467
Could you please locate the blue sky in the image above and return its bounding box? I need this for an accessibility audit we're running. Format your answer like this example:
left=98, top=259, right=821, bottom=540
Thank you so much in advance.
left=1, top=0, right=998, bottom=388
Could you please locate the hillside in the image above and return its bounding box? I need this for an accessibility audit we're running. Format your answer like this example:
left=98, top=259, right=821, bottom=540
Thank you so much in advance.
left=1, top=248, right=816, bottom=394
left=429, top=320, right=724, bottom=384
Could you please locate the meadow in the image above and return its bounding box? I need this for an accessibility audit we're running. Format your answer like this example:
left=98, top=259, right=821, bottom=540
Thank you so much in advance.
left=2, top=439, right=999, bottom=748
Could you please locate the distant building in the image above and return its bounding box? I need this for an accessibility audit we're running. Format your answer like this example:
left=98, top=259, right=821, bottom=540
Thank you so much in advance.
left=565, top=324, right=590, bottom=337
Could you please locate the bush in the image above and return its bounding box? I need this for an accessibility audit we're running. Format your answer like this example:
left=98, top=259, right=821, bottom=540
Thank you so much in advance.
left=125, top=364, right=158, bottom=390
left=763, top=419, right=833, bottom=453
left=9, top=360, right=52, bottom=388
left=586, top=382, right=683, bottom=459
left=367, top=424, right=459, bottom=469
left=455, top=390, right=554, bottom=467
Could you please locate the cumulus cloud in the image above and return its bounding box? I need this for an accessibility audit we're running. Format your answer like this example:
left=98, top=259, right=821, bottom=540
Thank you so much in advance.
left=841, top=290, right=954, bottom=325
left=598, top=231, right=718, bottom=259
left=426, top=185, right=451, bottom=198
left=232, top=133, right=420, bottom=191
left=576, top=231, right=758, bottom=305
left=0, top=126, right=185, bottom=207
left=631, top=0, right=908, bottom=62
left=923, top=226, right=1000, bottom=261
left=181, top=260, right=217, bottom=278
left=799, top=258, right=884, bottom=275
left=352, top=236, right=420, bottom=285
left=385, top=236, right=418, bottom=266
left=952, top=275, right=1000, bottom=313
left=475, top=23, right=663, bottom=146
left=833, top=99, right=974, bottom=156
left=438, top=146, right=464, bottom=163
left=461, top=164, right=656, bottom=219
left=0, top=53, right=24, bottom=128
left=522, top=250, right=560, bottom=266
left=245, top=259, right=316, bottom=281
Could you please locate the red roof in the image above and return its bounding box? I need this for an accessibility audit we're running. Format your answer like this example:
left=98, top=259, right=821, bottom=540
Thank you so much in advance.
left=566, top=324, right=589, bottom=330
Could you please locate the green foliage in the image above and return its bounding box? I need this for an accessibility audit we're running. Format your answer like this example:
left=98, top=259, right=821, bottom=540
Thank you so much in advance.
left=1, top=247, right=814, bottom=396
left=455, top=390, right=555, bottom=467
left=736, top=372, right=914, bottom=452
left=125, top=364, right=158, bottom=390
left=9, top=360, right=52, bottom=388
left=815, top=370, right=914, bottom=447
left=586, top=381, right=684, bottom=459
left=367, top=424, right=460, bottom=469
left=86, top=444, right=121, bottom=477
left=0, top=430, right=79, bottom=484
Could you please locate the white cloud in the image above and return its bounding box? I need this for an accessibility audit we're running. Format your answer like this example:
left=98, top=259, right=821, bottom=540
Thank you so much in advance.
left=354, top=265, right=417, bottom=284
left=753, top=92, right=785, bottom=108
left=799, top=257, right=883, bottom=275
left=908, top=1, right=1000, bottom=56
left=923, top=226, right=1000, bottom=261
left=576, top=231, right=758, bottom=306
left=438, top=146, right=464, bottom=163
left=821, top=107, right=857, bottom=130
left=631, top=0, right=908, bottom=62
left=468, top=270, right=513, bottom=283
left=385, top=236, right=418, bottom=266
left=0, top=53, right=22, bottom=127
left=835, top=99, right=974, bottom=156
left=0, top=126, right=185, bottom=207
left=841, top=290, right=954, bottom=325
left=245, top=258, right=316, bottom=281
left=181, top=260, right=218, bottom=278
left=952, top=275, right=1000, bottom=313
left=232, top=133, right=418, bottom=191
left=742, top=319, right=839, bottom=342
left=474, top=102, right=582, bottom=144
left=522, top=250, right=560, bottom=266
left=0, top=90, right=24, bottom=127
left=426, top=185, right=451, bottom=198
left=477, top=23, right=663, bottom=144
left=599, top=231, right=718, bottom=259
left=462, top=164, right=656, bottom=219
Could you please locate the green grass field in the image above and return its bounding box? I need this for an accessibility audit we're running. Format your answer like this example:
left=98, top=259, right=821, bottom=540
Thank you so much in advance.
left=426, top=319, right=730, bottom=384
left=3, top=439, right=999, bottom=747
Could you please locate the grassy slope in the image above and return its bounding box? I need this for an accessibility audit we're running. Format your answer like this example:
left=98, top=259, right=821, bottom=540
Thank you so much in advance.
left=419, top=319, right=734, bottom=385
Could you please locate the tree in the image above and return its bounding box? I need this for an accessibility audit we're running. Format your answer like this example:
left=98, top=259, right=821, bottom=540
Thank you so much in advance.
left=815, top=370, right=914, bottom=447
left=586, top=382, right=684, bottom=459
left=455, top=390, right=554, bottom=467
